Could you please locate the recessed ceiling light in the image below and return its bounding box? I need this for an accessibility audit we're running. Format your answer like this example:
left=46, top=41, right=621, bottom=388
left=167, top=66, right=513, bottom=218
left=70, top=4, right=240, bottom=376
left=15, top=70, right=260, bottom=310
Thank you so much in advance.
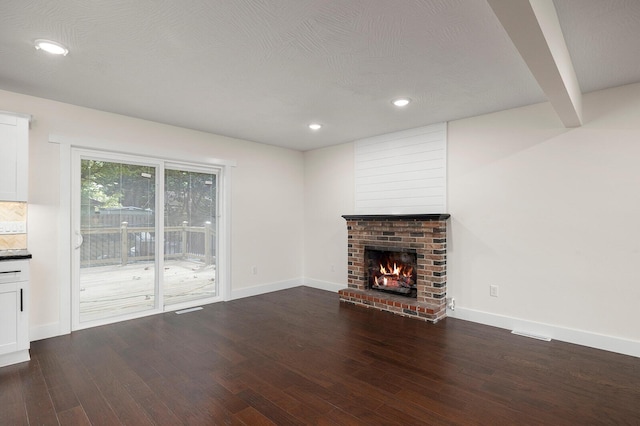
left=308, top=123, right=322, bottom=130
left=34, top=39, right=69, bottom=56
left=392, top=98, right=411, bottom=107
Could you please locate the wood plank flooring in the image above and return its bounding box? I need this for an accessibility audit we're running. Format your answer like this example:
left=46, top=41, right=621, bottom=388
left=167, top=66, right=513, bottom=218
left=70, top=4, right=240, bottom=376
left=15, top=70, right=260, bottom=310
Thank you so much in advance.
left=1, top=286, right=639, bottom=425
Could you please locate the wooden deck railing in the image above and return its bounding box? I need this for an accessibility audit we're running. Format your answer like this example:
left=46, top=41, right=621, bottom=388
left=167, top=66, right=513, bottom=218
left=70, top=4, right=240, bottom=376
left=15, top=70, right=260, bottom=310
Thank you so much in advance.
left=80, top=221, right=214, bottom=267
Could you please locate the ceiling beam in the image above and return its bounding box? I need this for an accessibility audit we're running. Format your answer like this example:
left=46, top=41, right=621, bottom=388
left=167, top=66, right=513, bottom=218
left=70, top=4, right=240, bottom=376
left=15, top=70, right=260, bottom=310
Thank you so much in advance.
left=487, top=0, right=582, bottom=127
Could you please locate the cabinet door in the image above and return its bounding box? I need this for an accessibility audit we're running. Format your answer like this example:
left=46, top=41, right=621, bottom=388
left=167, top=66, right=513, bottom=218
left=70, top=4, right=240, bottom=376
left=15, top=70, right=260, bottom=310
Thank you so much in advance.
left=0, top=282, right=21, bottom=355
left=0, top=114, right=29, bottom=201
left=0, top=261, right=30, bottom=366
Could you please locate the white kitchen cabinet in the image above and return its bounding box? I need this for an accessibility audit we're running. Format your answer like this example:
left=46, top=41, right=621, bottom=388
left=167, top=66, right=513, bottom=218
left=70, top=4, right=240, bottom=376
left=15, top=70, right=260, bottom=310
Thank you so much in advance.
left=0, top=112, right=30, bottom=201
left=0, top=260, right=30, bottom=367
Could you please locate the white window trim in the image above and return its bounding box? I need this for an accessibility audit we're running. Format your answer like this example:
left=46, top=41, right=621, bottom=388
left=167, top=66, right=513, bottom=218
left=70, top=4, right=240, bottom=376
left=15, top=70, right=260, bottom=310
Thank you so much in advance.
left=51, top=135, right=234, bottom=335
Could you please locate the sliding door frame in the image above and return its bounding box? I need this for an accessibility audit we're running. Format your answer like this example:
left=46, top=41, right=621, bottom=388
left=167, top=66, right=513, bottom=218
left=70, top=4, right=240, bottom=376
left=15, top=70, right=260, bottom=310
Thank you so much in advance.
left=53, top=135, right=234, bottom=335
left=163, top=161, right=222, bottom=311
left=71, top=149, right=164, bottom=330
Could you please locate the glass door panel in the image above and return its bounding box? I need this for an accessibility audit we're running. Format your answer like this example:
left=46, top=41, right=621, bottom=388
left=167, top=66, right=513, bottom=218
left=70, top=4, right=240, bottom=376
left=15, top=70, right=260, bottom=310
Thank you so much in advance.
left=79, top=159, right=156, bottom=323
left=164, top=168, right=217, bottom=305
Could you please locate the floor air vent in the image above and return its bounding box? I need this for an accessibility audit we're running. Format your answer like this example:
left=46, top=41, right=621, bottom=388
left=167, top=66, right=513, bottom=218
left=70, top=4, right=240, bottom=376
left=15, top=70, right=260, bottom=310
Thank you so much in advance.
left=511, top=330, right=552, bottom=341
left=175, top=307, right=203, bottom=315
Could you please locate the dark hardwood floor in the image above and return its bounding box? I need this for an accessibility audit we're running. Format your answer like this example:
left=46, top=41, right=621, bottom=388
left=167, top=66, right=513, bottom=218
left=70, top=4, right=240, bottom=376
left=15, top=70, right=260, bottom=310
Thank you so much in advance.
left=1, top=287, right=639, bottom=425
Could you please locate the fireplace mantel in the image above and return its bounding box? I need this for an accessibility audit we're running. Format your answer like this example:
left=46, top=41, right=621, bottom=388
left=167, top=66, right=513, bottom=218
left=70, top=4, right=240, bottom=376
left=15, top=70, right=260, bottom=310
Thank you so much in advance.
left=342, top=214, right=450, bottom=221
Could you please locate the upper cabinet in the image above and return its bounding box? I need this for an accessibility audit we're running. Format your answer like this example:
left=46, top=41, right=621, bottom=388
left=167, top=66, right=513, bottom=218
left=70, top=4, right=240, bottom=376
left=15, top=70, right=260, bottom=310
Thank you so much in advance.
left=0, top=112, right=30, bottom=202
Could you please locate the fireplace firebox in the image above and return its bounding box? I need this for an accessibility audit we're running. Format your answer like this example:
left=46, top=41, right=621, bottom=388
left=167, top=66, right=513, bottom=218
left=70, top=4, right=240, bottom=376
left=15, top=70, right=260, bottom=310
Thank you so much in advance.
left=365, top=247, right=417, bottom=297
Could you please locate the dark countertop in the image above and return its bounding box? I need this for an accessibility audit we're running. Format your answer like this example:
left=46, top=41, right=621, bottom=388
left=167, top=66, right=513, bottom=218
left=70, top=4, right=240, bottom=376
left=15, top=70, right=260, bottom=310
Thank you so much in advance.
left=0, top=249, right=32, bottom=261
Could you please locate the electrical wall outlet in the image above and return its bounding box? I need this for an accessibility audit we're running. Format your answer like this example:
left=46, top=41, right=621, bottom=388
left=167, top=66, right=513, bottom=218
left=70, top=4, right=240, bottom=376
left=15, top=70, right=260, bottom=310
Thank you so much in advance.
left=490, top=285, right=499, bottom=297
left=446, top=297, right=455, bottom=310
left=0, top=221, right=26, bottom=234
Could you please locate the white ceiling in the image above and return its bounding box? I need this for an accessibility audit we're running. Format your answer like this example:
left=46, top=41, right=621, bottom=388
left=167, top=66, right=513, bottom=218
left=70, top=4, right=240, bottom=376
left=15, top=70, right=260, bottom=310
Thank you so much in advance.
left=1, top=0, right=639, bottom=151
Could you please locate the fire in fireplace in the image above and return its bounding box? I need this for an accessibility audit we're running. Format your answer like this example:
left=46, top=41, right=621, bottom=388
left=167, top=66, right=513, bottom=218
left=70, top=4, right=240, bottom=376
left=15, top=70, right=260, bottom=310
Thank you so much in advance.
left=365, top=247, right=417, bottom=297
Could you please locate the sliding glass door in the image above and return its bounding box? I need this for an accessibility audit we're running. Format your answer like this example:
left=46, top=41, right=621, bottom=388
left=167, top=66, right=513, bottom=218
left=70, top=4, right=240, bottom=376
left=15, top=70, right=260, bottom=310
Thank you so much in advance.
left=163, top=167, right=217, bottom=306
left=77, top=158, right=157, bottom=323
left=72, top=150, right=220, bottom=329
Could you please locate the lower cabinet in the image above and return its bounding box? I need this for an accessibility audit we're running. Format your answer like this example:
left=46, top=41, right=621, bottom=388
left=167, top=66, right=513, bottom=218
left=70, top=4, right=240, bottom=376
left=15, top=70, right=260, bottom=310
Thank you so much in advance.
left=0, top=260, right=30, bottom=367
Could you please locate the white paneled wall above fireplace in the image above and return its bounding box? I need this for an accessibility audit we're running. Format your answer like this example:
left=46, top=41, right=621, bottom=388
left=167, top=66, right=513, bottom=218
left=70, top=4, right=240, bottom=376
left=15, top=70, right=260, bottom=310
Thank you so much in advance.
left=354, top=123, right=447, bottom=214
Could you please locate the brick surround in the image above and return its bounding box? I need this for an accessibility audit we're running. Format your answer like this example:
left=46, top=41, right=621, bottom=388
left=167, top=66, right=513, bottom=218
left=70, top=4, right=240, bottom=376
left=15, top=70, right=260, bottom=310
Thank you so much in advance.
left=339, top=214, right=450, bottom=323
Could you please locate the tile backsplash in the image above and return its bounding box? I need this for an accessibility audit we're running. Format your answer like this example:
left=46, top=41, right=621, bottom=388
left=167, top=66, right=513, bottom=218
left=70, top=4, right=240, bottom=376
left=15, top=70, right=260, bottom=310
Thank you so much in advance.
left=0, top=201, right=27, bottom=249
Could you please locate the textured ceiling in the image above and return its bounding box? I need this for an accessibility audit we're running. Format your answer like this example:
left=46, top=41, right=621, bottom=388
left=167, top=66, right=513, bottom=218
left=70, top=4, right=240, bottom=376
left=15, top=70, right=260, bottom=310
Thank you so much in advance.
left=0, top=0, right=639, bottom=151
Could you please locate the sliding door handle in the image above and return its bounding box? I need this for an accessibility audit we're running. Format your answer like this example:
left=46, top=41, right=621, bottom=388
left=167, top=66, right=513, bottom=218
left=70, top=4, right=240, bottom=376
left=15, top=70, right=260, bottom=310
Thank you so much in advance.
left=74, top=231, right=84, bottom=250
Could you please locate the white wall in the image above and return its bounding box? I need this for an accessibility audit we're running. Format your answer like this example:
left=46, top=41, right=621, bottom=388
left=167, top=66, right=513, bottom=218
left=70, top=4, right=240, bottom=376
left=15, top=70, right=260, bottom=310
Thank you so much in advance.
left=447, top=83, right=640, bottom=354
left=0, top=89, right=305, bottom=337
left=303, top=143, right=354, bottom=291
left=303, top=83, right=640, bottom=357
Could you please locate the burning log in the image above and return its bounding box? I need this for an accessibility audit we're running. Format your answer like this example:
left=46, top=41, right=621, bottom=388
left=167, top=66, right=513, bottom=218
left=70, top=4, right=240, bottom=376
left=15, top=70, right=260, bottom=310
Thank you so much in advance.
left=367, top=253, right=418, bottom=297
left=374, top=274, right=413, bottom=288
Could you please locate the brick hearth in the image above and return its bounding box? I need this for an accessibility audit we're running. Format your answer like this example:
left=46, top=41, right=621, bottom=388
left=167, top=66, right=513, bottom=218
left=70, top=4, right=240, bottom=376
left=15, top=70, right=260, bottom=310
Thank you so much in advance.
left=339, top=214, right=450, bottom=323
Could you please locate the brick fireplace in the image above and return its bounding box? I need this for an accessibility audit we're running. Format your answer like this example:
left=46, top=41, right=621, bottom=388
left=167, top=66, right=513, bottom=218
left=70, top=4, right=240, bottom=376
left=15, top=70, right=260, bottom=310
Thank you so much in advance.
left=339, top=214, right=450, bottom=323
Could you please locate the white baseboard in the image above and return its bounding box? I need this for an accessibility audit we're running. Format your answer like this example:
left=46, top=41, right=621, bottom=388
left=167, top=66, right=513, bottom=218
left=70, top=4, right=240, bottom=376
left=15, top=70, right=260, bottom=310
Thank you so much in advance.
left=31, top=281, right=638, bottom=359
left=30, top=322, right=64, bottom=342
left=448, top=306, right=640, bottom=358
left=230, top=278, right=303, bottom=300
left=30, top=279, right=306, bottom=341
left=303, top=278, right=343, bottom=293
left=0, top=350, right=30, bottom=368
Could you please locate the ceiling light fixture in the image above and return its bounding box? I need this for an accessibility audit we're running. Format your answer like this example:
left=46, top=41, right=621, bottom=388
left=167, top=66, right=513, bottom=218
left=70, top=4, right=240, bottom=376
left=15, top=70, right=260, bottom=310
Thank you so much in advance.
left=392, top=98, right=411, bottom=107
left=34, top=39, right=69, bottom=56
left=308, top=123, right=322, bottom=130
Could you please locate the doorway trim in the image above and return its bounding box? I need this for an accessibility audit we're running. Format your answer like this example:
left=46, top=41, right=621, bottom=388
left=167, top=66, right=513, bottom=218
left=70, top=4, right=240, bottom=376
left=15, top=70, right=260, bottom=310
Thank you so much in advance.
left=51, top=134, right=234, bottom=335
